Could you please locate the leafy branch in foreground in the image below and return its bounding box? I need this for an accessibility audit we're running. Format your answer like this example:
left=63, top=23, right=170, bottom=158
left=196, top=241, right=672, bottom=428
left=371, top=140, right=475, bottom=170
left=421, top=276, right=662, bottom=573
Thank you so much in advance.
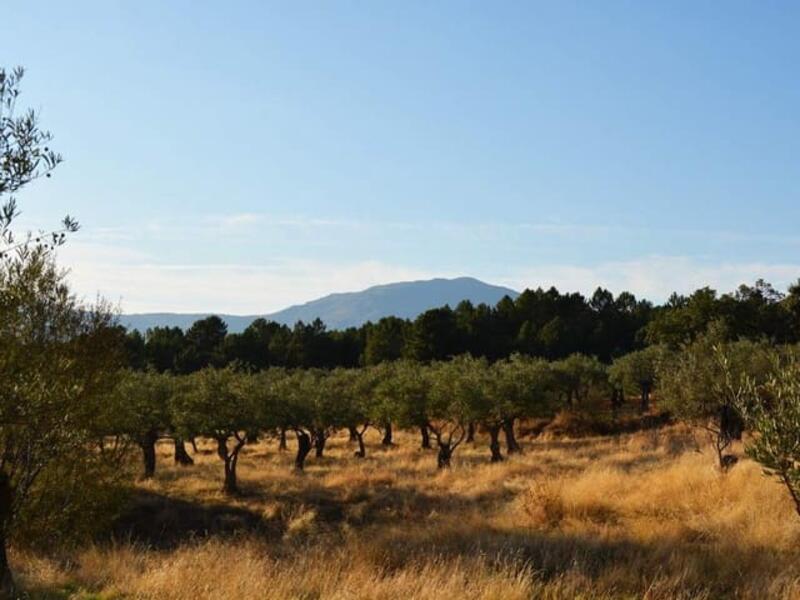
left=0, top=66, right=77, bottom=257
left=734, top=352, right=800, bottom=517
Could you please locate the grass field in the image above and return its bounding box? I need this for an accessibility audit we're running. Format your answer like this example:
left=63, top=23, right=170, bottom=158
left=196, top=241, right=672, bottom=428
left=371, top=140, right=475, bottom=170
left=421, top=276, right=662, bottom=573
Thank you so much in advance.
left=14, top=422, right=800, bottom=599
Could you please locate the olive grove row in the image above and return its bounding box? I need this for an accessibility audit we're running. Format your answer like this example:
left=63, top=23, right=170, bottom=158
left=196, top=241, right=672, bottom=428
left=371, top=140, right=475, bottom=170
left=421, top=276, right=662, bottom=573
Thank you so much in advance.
left=110, top=338, right=800, bottom=512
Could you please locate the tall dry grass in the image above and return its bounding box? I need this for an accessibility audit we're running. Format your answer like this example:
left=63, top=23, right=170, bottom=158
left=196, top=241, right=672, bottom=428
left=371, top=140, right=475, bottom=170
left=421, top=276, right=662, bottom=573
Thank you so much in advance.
left=13, top=424, right=800, bottom=599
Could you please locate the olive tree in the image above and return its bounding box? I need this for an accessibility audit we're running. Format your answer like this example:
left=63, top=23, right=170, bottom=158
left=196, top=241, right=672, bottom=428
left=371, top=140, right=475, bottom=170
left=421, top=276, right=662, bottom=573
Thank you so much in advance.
left=659, top=335, right=773, bottom=469
left=272, top=369, right=336, bottom=472
left=0, top=250, right=126, bottom=593
left=551, top=354, right=608, bottom=409
left=111, top=370, right=173, bottom=478
left=483, top=355, right=556, bottom=461
left=335, top=367, right=377, bottom=458
left=427, top=356, right=483, bottom=468
left=173, top=368, right=257, bottom=494
left=381, top=360, right=432, bottom=450
left=734, top=352, right=800, bottom=516
left=609, top=346, right=665, bottom=413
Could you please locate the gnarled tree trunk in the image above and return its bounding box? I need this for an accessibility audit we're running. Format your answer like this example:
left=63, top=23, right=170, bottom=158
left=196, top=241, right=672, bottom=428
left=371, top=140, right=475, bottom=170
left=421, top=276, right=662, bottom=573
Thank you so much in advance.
left=139, top=430, right=158, bottom=479
left=419, top=424, right=431, bottom=449
left=488, top=424, right=503, bottom=462
left=218, top=435, right=246, bottom=495
left=355, top=431, right=366, bottom=458
left=466, top=422, right=476, bottom=443
left=382, top=421, right=393, bottom=446
left=294, top=431, right=312, bottom=472
left=314, top=430, right=327, bottom=458
left=174, top=437, right=194, bottom=466
left=437, top=443, right=453, bottom=469
left=503, top=418, right=521, bottom=454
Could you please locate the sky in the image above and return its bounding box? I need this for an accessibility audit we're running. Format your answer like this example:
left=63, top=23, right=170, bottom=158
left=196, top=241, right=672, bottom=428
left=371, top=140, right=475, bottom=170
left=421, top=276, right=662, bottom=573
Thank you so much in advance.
left=2, top=2, right=799, bottom=313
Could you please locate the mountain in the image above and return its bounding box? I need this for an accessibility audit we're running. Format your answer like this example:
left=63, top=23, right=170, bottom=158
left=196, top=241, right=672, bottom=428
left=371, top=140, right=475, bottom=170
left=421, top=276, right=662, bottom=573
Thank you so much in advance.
left=121, top=277, right=519, bottom=333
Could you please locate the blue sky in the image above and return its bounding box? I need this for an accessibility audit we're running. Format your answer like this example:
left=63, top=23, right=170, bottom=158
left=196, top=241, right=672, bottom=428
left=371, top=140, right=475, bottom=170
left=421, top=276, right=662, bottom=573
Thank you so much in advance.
left=2, top=2, right=799, bottom=313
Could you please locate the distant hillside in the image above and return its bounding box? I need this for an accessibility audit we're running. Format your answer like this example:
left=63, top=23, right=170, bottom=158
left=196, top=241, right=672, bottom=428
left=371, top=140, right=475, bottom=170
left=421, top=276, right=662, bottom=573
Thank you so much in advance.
left=121, top=276, right=519, bottom=333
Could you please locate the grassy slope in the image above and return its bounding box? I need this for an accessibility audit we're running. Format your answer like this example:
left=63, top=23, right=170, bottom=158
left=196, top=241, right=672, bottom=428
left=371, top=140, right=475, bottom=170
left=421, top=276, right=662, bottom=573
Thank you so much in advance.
left=14, top=423, right=800, bottom=599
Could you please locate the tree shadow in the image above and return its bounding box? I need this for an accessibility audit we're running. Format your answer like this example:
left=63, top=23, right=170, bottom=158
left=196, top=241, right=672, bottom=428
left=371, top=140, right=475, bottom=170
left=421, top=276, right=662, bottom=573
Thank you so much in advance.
left=106, top=490, right=275, bottom=549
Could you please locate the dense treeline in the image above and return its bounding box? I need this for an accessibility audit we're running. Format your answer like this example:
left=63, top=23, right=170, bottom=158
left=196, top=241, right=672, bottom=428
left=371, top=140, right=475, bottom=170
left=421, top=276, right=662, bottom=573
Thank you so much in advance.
left=121, top=279, right=800, bottom=372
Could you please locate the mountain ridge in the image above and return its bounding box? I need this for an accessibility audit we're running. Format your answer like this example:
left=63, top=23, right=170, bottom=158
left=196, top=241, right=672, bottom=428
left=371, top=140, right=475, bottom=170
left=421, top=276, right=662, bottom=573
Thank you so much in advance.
left=121, top=276, right=519, bottom=333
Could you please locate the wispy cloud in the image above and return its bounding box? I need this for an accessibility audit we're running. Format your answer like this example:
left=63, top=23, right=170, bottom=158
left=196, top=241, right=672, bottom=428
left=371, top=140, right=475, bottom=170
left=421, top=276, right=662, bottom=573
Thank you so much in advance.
left=57, top=241, right=439, bottom=313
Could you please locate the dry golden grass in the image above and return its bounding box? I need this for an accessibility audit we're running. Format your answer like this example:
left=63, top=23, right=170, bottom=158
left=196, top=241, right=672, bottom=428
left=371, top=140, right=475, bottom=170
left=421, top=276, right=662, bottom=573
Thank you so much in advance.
left=13, top=424, right=800, bottom=599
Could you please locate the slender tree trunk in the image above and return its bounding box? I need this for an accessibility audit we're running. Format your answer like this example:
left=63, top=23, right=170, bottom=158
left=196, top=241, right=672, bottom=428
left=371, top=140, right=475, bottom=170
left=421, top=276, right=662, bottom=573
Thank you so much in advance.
left=0, top=473, right=15, bottom=598
left=314, top=430, right=327, bottom=458
left=503, top=418, right=521, bottom=454
left=348, top=425, right=358, bottom=442
left=216, top=437, right=227, bottom=461
left=294, top=431, right=312, bottom=472
left=437, top=444, right=452, bottom=469
left=140, top=431, right=158, bottom=478
left=488, top=425, right=504, bottom=463
left=355, top=432, right=366, bottom=458
left=640, top=384, right=651, bottom=413
left=382, top=421, right=393, bottom=446
left=174, top=437, right=194, bottom=466
left=466, top=422, right=476, bottom=443
left=190, top=437, right=198, bottom=453
left=611, top=388, right=623, bottom=420
left=216, top=437, right=237, bottom=494
left=223, top=456, right=238, bottom=495
left=279, top=427, right=288, bottom=452
left=420, top=424, right=431, bottom=449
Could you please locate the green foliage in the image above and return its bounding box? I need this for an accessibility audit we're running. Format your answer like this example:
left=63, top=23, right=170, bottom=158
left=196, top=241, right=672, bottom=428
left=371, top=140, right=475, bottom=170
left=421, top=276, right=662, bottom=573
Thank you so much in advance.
left=364, top=317, right=407, bottom=365
left=0, top=250, right=127, bottom=549
left=551, top=354, right=608, bottom=408
left=110, top=370, right=173, bottom=442
left=733, top=352, right=800, bottom=515
left=609, top=346, right=666, bottom=410
left=658, top=334, right=774, bottom=467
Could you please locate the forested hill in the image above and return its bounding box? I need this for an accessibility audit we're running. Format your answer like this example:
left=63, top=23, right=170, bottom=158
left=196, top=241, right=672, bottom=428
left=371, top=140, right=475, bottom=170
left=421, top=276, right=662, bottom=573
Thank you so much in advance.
left=122, top=277, right=519, bottom=333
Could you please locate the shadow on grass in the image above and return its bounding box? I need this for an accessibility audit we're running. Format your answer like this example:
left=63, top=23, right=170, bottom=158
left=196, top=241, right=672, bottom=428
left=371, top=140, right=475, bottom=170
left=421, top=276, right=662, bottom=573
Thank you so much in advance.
left=106, top=490, right=274, bottom=549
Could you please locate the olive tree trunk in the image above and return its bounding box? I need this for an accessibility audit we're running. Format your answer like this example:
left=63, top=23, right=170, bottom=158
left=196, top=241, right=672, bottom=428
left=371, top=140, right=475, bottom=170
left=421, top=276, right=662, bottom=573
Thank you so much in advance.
left=314, top=430, right=327, bottom=458
left=0, top=473, right=15, bottom=599
left=217, top=435, right=246, bottom=495
left=174, top=437, right=194, bottom=466
left=419, top=424, right=431, bottom=449
left=278, top=427, right=288, bottom=452
left=294, top=431, right=312, bottom=472
left=466, top=422, right=476, bottom=443
left=139, top=430, right=159, bottom=479
left=355, top=431, right=366, bottom=458
left=488, top=424, right=504, bottom=462
left=503, top=418, right=521, bottom=454
left=639, top=383, right=651, bottom=413
left=382, top=421, right=393, bottom=446
left=437, top=443, right=453, bottom=468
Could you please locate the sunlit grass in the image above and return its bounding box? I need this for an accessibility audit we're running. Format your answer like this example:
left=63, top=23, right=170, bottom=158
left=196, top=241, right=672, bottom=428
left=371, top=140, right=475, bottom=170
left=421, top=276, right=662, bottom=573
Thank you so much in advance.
left=13, top=424, right=800, bottom=599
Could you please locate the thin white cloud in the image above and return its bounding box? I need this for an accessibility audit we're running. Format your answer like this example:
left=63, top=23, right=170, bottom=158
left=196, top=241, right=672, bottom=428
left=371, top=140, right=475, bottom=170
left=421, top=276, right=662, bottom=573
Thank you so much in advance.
left=57, top=241, right=439, bottom=313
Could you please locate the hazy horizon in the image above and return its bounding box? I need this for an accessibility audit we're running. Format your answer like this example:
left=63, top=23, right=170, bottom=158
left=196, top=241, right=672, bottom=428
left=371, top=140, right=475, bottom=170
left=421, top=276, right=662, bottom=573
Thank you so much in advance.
left=3, top=3, right=799, bottom=313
